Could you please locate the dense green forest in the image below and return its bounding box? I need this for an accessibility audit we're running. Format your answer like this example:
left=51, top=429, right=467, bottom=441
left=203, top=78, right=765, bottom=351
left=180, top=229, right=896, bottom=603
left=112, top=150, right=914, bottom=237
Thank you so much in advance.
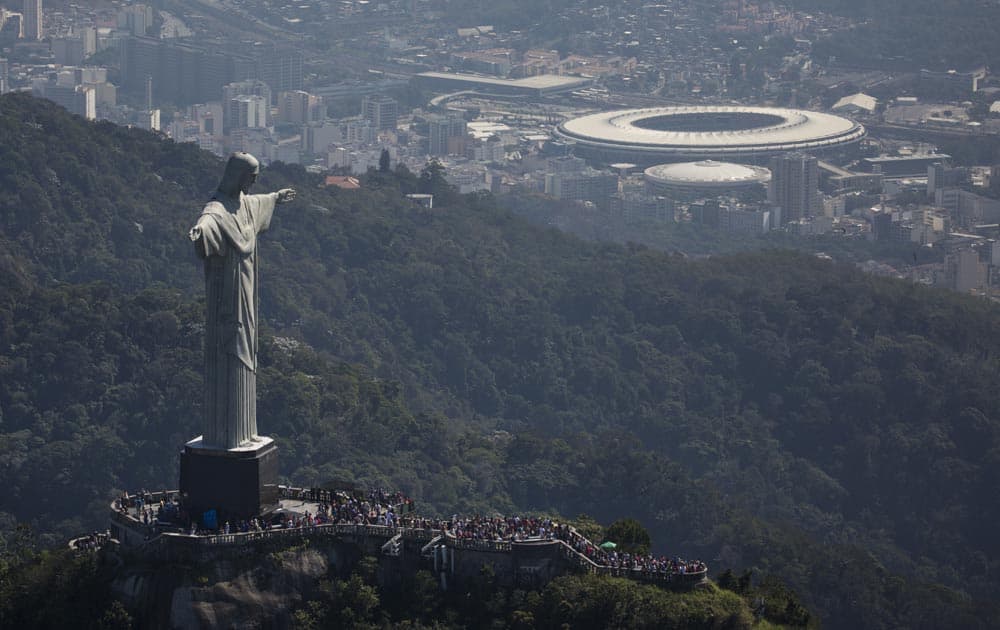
left=3, top=543, right=811, bottom=629
left=2, top=93, right=1000, bottom=628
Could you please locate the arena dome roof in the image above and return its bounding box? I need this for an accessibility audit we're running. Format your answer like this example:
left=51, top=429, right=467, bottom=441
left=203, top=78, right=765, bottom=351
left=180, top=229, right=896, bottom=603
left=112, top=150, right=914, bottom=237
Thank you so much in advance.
left=554, top=106, right=865, bottom=164
left=644, top=160, right=771, bottom=186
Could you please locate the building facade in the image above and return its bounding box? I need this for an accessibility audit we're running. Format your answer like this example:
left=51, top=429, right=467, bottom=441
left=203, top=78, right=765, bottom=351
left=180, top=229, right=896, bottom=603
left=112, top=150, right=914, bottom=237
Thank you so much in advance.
left=227, top=94, right=268, bottom=131
left=769, top=152, right=819, bottom=225
left=939, top=248, right=987, bottom=293
left=40, top=83, right=96, bottom=120
left=361, top=95, right=398, bottom=131
left=544, top=169, right=618, bottom=209
left=21, top=0, right=41, bottom=41
left=278, top=90, right=323, bottom=125
left=610, top=192, right=674, bottom=223
left=223, top=80, right=272, bottom=132
left=118, top=4, right=153, bottom=37
left=427, top=114, right=468, bottom=156
left=121, top=37, right=303, bottom=107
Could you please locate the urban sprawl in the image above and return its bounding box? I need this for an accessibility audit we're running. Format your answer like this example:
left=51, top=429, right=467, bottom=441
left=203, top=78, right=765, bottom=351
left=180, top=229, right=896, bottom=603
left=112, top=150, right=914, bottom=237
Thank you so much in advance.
left=3, top=0, right=1000, bottom=294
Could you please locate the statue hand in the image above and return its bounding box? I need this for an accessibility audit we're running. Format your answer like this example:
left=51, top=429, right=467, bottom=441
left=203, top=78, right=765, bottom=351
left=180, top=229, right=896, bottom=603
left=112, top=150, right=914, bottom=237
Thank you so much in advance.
left=276, top=188, right=296, bottom=204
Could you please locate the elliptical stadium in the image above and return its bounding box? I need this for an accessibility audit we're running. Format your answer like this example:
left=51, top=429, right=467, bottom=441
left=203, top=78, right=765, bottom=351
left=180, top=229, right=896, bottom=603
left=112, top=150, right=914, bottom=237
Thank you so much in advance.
left=554, top=106, right=866, bottom=165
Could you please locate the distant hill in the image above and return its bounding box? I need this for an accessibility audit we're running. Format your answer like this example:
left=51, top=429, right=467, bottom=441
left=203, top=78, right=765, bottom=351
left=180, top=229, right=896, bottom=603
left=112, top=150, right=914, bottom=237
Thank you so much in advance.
left=1, top=93, right=999, bottom=628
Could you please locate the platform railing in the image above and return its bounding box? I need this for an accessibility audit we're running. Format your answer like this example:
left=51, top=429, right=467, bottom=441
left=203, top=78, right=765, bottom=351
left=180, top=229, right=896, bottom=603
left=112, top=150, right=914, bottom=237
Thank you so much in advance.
left=105, top=490, right=707, bottom=584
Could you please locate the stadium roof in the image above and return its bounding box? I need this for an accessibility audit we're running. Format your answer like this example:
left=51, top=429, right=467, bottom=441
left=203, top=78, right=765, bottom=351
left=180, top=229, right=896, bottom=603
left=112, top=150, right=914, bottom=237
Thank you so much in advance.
left=415, top=71, right=592, bottom=92
left=554, top=106, right=865, bottom=163
left=645, top=160, right=771, bottom=185
left=833, top=93, right=877, bottom=113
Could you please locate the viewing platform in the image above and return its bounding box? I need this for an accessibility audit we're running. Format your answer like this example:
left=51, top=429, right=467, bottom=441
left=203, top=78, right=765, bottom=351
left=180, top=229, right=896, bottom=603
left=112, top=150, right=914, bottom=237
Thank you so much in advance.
left=99, top=486, right=708, bottom=591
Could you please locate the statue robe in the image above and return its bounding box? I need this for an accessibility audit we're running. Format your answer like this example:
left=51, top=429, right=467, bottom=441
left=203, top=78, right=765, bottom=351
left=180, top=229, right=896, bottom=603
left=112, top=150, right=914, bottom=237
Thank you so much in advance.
left=191, top=191, right=278, bottom=449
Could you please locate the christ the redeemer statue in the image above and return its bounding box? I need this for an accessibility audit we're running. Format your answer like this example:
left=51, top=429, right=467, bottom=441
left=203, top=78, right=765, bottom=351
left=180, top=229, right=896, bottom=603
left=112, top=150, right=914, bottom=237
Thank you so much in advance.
left=188, top=152, right=295, bottom=449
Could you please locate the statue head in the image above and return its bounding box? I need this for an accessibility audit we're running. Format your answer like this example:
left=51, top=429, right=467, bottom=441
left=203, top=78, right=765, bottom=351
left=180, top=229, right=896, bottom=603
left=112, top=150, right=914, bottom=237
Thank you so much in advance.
left=217, top=152, right=260, bottom=197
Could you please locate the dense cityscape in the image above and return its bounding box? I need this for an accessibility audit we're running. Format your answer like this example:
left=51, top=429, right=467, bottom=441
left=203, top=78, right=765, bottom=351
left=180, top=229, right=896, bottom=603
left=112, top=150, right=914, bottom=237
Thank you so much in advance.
left=3, top=0, right=1000, bottom=294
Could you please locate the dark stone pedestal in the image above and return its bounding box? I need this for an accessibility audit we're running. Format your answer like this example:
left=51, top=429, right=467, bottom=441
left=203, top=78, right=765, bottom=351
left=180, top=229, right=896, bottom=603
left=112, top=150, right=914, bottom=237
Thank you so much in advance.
left=179, top=436, right=279, bottom=523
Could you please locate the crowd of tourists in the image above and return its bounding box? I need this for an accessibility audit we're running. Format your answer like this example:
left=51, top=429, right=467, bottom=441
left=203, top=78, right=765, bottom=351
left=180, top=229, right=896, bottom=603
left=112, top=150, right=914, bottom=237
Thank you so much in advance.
left=318, top=487, right=409, bottom=526
left=114, top=489, right=154, bottom=515
left=116, top=489, right=184, bottom=528
left=72, top=530, right=112, bottom=552
left=113, top=486, right=705, bottom=578
left=181, top=488, right=411, bottom=535
left=445, top=514, right=567, bottom=542
left=576, top=544, right=707, bottom=577
left=558, top=521, right=706, bottom=577
left=430, top=513, right=705, bottom=577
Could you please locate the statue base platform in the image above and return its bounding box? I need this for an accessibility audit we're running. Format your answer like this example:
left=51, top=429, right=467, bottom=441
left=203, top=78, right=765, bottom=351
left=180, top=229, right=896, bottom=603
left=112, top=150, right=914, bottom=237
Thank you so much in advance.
left=179, top=436, right=279, bottom=523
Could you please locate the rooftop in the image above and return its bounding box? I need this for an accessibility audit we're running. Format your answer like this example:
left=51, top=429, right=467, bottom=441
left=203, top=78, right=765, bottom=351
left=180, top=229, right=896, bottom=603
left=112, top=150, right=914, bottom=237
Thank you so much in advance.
left=832, top=93, right=877, bottom=113
left=324, top=175, right=361, bottom=189
left=555, top=107, right=866, bottom=163
left=645, top=160, right=771, bottom=185
left=416, top=71, right=593, bottom=91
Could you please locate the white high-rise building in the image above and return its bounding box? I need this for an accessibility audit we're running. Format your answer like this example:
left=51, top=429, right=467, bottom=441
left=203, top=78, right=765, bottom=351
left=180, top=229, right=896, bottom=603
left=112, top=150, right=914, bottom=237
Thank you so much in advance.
left=134, top=108, right=161, bottom=131
left=277, top=90, right=323, bottom=124
left=80, top=26, right=97, bottom=56
left=228, top=95, right=268, bottom=131
left=223, top=80, right=272, bottom=132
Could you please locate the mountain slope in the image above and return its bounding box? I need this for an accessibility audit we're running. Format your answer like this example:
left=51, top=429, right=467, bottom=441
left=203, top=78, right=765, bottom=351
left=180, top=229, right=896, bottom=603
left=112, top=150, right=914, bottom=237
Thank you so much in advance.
left=1, top=93, right=999, bottom=628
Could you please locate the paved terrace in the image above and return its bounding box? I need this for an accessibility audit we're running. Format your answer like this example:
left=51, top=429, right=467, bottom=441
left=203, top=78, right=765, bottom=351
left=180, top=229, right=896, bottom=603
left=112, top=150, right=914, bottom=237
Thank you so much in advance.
left=89, top=487, right=707, bottom=588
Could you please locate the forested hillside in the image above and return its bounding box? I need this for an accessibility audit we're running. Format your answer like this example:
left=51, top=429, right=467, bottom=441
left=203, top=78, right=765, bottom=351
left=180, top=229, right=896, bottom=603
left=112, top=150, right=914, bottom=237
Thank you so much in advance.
left=2, top=93, right=1000, bottom=628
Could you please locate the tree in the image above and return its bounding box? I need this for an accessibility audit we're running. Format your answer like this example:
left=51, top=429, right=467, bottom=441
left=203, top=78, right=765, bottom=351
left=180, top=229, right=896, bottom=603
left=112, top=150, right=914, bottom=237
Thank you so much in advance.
left=569, top=514, right=604, bottom=544
left=603, top=518, right=651, bottom=555
left=335, top=574, right=380, bottom=627
left=418, top=159, right=458, bottom=204
left=419, top=160, right=446, bottom=192
left=378, top=149, right=390, bottom=173
left=97, top=601, right=134, bottom=630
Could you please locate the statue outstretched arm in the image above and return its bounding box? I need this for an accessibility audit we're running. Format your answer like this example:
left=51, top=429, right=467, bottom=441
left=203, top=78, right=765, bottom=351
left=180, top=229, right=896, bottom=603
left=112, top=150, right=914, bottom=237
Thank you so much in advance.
left=189, top=214, right=226, bottom=258
left=251, top=189, right=295, bottom=233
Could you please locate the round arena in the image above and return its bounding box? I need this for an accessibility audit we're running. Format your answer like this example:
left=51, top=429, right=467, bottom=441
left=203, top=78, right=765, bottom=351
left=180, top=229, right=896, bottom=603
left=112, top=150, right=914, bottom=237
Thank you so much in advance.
left=644, top=160, right=771, bottom=199
left=554, top=106, right=866, bottom=165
